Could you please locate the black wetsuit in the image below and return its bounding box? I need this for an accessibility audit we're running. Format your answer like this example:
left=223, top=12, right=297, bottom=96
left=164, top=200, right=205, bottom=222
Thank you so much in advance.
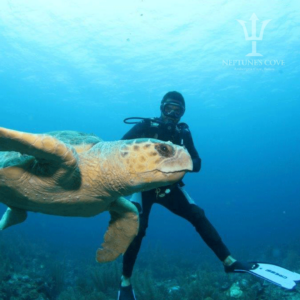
left=121, top=118, right=230, bottom=278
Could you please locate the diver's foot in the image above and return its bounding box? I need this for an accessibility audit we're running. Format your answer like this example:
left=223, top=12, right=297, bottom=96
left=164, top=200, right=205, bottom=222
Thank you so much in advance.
left=118, top=285, right=137, bottom=300
left=224, top=261, right=254, bottom=273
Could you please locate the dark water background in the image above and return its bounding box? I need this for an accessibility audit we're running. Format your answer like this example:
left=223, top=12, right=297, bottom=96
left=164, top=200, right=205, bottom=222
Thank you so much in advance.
left=0, top=1, right=300, bottom=297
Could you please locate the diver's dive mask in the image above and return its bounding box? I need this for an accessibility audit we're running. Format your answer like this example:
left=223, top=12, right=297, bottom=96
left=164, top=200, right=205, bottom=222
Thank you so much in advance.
left=161, top=101, right=185, bottom=119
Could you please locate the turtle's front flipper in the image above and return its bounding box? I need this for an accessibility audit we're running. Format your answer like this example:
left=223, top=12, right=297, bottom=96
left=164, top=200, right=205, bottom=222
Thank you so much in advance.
left=96, top=197, right=139, bottom=263
left=0, top=127, right=77, bottom=168
left=0, top=207, right=27, bottom=230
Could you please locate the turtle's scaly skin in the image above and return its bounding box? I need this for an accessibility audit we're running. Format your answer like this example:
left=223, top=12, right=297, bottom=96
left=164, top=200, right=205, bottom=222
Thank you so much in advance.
left=0, top=127, right=192, bottom=262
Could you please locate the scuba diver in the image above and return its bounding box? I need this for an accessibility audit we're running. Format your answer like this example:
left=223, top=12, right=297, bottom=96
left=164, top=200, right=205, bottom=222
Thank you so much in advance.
left=117, top=91, right=242, bottom=300
left=117, top=91, right=299, bottom=300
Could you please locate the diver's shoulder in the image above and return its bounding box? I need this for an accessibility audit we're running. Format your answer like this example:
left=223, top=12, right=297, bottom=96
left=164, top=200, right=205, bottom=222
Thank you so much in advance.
left=177, top=122, right=190, bottom=132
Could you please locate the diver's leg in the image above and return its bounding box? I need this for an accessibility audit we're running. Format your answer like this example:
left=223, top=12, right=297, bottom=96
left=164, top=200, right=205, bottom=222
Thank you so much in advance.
left=118, top=191, right=154, bottom=300
left=122, top=191, right=154, bottom=279
left=158, top=186, right=231, bottom=262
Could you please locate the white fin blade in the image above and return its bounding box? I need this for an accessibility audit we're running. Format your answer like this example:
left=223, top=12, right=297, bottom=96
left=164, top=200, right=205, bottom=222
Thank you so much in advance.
left=249, top=263, right=299, bottom=289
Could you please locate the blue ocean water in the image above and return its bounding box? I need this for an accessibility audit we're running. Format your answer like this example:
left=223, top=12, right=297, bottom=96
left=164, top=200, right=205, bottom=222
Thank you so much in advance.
left=0, top=0, right=299, bottom=284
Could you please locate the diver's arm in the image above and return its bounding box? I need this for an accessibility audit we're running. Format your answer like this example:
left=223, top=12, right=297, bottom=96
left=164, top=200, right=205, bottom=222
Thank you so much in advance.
left=182, top=126, right=201, bottom=172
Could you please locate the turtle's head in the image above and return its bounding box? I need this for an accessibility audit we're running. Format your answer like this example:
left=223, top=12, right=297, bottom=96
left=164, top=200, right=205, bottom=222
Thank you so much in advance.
left=119, top=139, right=193, bottom=193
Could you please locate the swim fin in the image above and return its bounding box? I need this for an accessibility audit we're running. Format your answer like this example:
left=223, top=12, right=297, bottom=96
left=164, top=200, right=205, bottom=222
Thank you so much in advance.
left=226, top=261, right=300, bottom=290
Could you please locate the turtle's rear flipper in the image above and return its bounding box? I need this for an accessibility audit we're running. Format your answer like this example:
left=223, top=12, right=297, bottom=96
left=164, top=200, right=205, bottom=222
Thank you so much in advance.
left=0, top=207, right=27, bottom=230
left=0, top=127, right=77, bottom=168
left=96, top=197, right=139, bottom=263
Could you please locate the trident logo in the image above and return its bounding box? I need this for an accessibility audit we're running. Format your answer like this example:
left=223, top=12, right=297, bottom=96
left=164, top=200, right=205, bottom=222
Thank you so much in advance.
left=237, top=13, right=271, bottom=56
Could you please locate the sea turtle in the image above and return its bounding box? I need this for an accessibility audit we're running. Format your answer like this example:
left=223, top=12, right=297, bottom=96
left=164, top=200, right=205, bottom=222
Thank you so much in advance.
left=0, top=127, right=192, bottom=262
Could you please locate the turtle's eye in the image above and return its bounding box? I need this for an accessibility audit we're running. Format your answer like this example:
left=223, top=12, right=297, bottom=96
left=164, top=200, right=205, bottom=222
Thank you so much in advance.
left=155, top=144, right=174, bottom=158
